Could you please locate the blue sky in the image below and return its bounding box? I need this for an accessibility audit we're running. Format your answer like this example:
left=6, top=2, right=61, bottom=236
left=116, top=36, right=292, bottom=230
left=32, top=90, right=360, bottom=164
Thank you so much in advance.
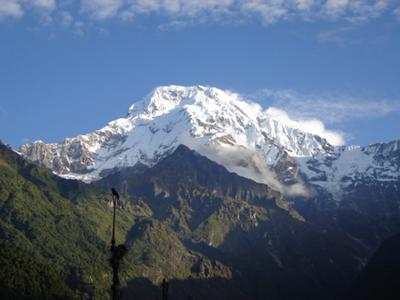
left=0, top=0, right=400, bottom=148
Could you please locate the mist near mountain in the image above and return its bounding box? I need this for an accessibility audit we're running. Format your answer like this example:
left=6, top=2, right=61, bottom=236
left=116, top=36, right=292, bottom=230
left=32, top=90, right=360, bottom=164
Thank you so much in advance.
left=19, top=85, right=400, bottom=201
left=2, top=85, right=399, bottom=299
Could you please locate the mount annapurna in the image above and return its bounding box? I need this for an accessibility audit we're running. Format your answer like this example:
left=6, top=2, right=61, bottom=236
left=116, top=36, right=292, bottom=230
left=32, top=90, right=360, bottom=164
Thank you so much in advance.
left=20, top=85, right=400, bottom=200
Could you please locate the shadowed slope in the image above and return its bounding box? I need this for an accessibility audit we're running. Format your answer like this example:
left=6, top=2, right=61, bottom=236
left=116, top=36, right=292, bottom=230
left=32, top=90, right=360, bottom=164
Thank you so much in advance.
left=0, top=143, right=136, bottom=298
left=350, top=233, right=400, bottom=300
left=98, top=145, right=367, bottom=300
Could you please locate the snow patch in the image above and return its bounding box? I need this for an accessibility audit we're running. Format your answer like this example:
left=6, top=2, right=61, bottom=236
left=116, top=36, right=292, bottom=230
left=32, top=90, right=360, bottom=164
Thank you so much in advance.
left=20, top=85, right=400, bottom=199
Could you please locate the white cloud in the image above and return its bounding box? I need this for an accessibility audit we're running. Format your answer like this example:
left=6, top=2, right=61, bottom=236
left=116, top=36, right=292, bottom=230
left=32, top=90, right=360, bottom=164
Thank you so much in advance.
left=295, top=0, right=316, bottom=11
left=0, top=0, right=397, bottom=27
left=118, top=0, right=394, bottom=27
left=317, top=25, right=357, bottom=45
left=240, top=0, right=289, bottom=25
left=30, top=0, right=56, bottom=11
left=346, top=0, right=389, bottom=23
left=0, top=0, right=23, bottom=19
left=81, top=0, right=124, bottom=20
left=183, top=133, right=311, bottom=197
left=265, top=106, right=345, bottom=146
left=210, top=146, right=312, bottom=197
left=258, top=88, right=400, bottom=125
left=0, top=0, right=55, bottom=21
left=325, top=0, right=349, bottom=14
left=125, top=0, right=235, bottom=20
left=250, top=88, right=400, bottom=145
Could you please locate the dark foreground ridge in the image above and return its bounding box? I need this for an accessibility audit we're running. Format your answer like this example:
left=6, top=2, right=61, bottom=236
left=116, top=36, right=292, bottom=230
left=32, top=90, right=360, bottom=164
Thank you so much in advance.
left=0, top=142, right=399, bottom=299
left=349, top=233, right=400, bottom=300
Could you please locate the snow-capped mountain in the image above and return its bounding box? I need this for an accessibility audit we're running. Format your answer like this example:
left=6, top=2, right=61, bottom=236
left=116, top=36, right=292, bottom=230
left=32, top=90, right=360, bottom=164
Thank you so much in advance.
left=19, top=85, right=400, bottom=198
left=299, top=140, right=400, bottom=198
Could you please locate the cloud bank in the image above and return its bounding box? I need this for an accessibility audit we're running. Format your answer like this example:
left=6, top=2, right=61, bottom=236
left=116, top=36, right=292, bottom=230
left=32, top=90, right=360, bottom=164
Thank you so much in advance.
left=259, top=88, right=400, bottom=123
left=251, top=88, right=400, bottom=145
left=265, top=106, right=345, bottom=146
left=0, top=0, right=397, bottom=28
left=181, top=132, right=311, bottom=197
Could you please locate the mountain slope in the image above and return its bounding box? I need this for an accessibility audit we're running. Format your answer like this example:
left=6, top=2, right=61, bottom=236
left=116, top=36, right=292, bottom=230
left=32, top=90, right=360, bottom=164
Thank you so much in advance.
left=0, top=142, right=137, bottom=298
left=10, top=84, right=400, bottom=298
left=19, top=85, right=400, bottom=201
left=97, top=145, right=367, bottom=300
left=297, top=140, right=400, bottom=198
left=349, top=233, right=400, bottom=300
left=0, top=240, right=75, bottom=300
left=19, top=85, right=331, bottom=195
left=1, top=141, right=370, bottom=299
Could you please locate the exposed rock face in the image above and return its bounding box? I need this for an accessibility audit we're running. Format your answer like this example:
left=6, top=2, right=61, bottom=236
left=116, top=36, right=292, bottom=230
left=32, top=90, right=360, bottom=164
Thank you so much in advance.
left=96, top=144, right=366, bottom=300
left=297, top=140, right=400, bottom=199
left=20, top=139, right=95, bottom=174
left=19, top=85, right=333, bottom=191
left=2, top=139, right=398, bottom=299
left=19, top=85, right=400, bottom=200
left=18, top=85, right=400, bottom=267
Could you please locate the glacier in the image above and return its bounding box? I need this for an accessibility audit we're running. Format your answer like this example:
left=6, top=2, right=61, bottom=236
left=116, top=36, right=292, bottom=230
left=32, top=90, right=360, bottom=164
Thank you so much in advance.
left=19, top=85, right=400, bottom=198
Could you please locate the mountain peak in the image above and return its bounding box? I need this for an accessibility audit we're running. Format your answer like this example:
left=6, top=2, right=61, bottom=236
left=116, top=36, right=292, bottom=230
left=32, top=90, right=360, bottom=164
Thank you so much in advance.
left=19, top=85, right=400, bottom=199
left=127, top=85, right=242, bottom=119
left=18, top=85, right=334, bottom=189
